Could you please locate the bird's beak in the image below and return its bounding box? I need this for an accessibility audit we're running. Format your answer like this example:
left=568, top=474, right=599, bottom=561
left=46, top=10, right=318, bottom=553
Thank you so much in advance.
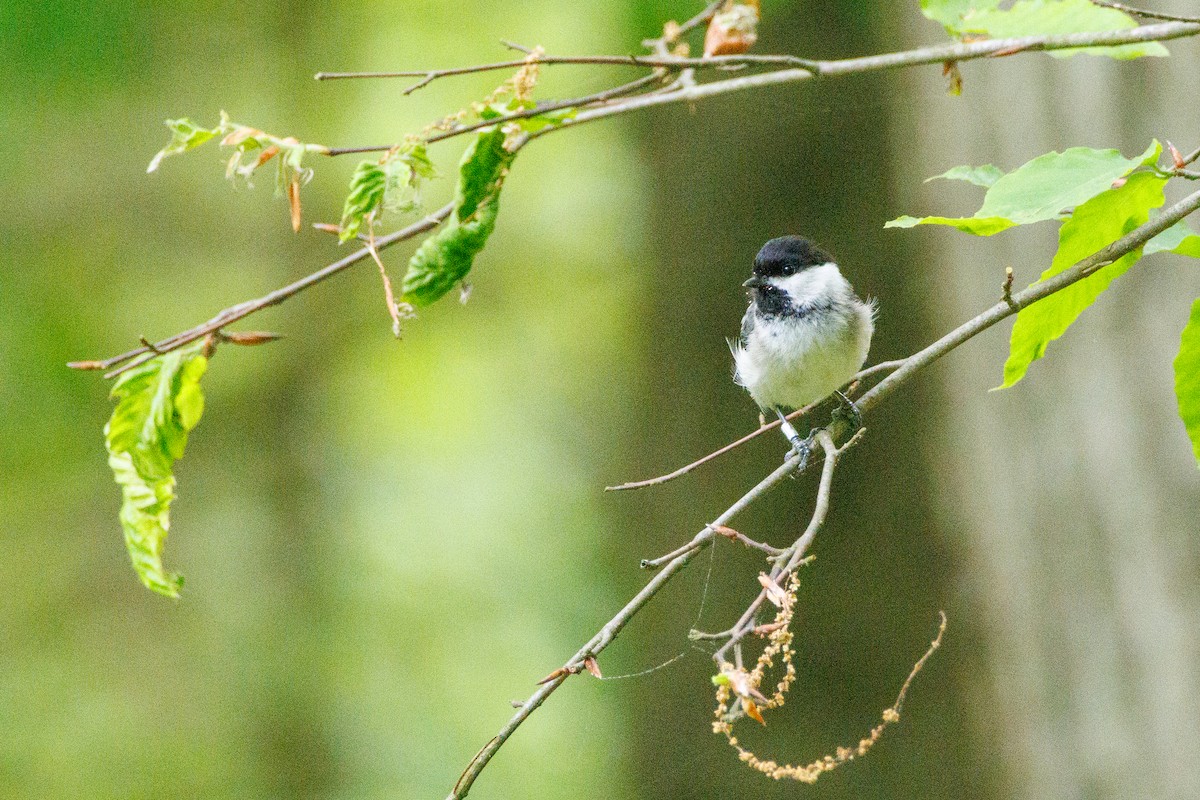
left=743, top=276, right=765, bottom=289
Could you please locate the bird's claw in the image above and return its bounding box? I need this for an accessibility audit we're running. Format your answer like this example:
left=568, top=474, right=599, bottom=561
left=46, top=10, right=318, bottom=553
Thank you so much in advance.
left=784, top=431, right=815, bottom=473
left=832, top=390, right=862, bottom=432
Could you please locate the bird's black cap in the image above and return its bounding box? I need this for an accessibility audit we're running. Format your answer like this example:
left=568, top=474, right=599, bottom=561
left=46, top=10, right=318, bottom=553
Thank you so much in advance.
left=752, top=236, right=833, bottom=278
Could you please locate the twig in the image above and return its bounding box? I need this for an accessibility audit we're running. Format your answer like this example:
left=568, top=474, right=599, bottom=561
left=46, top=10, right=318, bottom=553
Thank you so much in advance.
left=893, top=612, right=948, bottom=714
left=607, top=400, right=821, bottom=492
left=1088, top=0, right=1200, bottom=23
left=325, top=72, right=666, bottom=158
left=366, top=228, right=405, bottom=337
left=447, top=186, right=1200, bottom=798
left=642, top=523, right=784, bottom=571
left=313, top=53, right=821, bottom=86
left=670, top=0, right=726, bottom=40
left=711, top=524, right=786, bottom=558
left=605, top=361, right=903, bottom=492
left=98, top=204, right=453, bottom=378
left=856, top=187, right=1200, bottom=419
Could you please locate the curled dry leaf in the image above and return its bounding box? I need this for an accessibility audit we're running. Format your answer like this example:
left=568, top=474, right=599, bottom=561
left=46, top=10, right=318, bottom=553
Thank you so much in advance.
left=221, top=330, right=283, bottom=346
left=250, top=144, right=280, bottom=171
left=942, top=60, right=963, bottom=96
left=202, top=331, right=219, bottom=357
left=743, top=699, right=766, bottom=726
left=753, top=621, right=787, bottom=637
left=220, top=126, right=263, bottom=147
left=1168, top=141, right=1187, bottom=169
left=704, top=3, right=759, bottom=57
left=712, top=524, right=742, bottom=541
left=757, top=572, right=788, bottom=608
left=288, top=177, right=302, bottom=232
left=583, top=656, right=602, bottom=679
left=537, top=667, right=570, bottom=685
left=720, top=665, right=769, bottom=705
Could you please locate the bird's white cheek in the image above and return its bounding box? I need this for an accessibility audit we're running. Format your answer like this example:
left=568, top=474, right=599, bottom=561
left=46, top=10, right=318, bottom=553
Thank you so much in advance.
left=771, top=263, right=845, bottom=305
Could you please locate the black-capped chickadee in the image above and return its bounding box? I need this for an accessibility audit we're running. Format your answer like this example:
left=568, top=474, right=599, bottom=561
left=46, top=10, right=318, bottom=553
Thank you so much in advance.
left=731, top=236, right=875, bottom=465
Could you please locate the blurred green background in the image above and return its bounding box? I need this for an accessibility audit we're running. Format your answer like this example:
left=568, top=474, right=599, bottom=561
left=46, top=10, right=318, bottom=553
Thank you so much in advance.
left=3, top=1, right=1199, bottom=798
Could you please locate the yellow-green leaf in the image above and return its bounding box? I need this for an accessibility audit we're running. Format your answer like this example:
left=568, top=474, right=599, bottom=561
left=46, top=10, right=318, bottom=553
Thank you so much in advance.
left=1174, top=299, right=1200, bottom=466
left=888, top=142, right=1160, bottom=236
left=104, top=343, right=209, bottom=597
left=921, top=0, right=1168, bottom=60
left=1146, top=221, right=1200, bottom=258
left=999, top=171, right=1168, bottom=388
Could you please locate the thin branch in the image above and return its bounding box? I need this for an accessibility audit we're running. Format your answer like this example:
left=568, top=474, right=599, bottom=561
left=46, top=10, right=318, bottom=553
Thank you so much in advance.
left=712, top=524, right=787, bottom=558
left=1088, top=0, right=1200, bottom=23
left=98, top=204, right=453, bottom=378
left=605, top=360, right=903, bottom=492
left=642, top=523, right=785, bottom=571
left=313, top=53, right=821, bottom=87
left=448, top=186, right=1200, bottom=798
left=325, top=72, right=665, bottom=158
left=606, top=400, right=821, bottom=492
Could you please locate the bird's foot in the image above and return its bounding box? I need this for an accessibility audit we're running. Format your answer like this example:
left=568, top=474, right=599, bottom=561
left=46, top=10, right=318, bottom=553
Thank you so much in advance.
left=784, top=431, right=816, bottom=473
left=774, top=407, right=815, bottom=472
left=832, top=390, right=862, bottom=432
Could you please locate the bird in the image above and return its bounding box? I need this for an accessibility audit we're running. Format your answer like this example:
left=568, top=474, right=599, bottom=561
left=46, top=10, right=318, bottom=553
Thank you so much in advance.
left=731, top=236, right=875, bottom=467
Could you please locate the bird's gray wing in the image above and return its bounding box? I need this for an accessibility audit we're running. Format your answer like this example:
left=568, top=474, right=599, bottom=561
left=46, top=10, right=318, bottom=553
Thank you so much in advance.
left=739, top=305, right=756, bottom=344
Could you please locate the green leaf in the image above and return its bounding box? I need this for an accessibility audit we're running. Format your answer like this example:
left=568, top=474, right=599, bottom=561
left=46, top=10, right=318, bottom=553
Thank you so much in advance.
left=104, top=343, right=210, bottom=597
left=338, top=146, right=438, bottom=242
left=922, top=0, right=1167, bottom=59
left=1146, top=221, right=1200, bottom=258
left=147, top=118, right=218, bottom=173
left=887, top=142, right=1160, bottom=235
left=403, top=144, right=437, bottom=180
left=886, top=214, right=1015, bottom=235
left=1174, top=298, right=1200, bottom=466
left=339, top=161, right=388, bottom=242
left=925, top=164, right=1005, bottom=188
left=999, top=170, right=1167, bottom=388
left=920, top=0, right=1000, bottom=29
left=962, top=0, right=1168, bottom=59
left=515, top=106, right=578, bottom=133
left=401, top=128, right=516, bottom=306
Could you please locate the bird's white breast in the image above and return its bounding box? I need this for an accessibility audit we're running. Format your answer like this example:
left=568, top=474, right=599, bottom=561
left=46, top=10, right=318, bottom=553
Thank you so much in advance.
left=732, top=264, right=873, bottom=411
